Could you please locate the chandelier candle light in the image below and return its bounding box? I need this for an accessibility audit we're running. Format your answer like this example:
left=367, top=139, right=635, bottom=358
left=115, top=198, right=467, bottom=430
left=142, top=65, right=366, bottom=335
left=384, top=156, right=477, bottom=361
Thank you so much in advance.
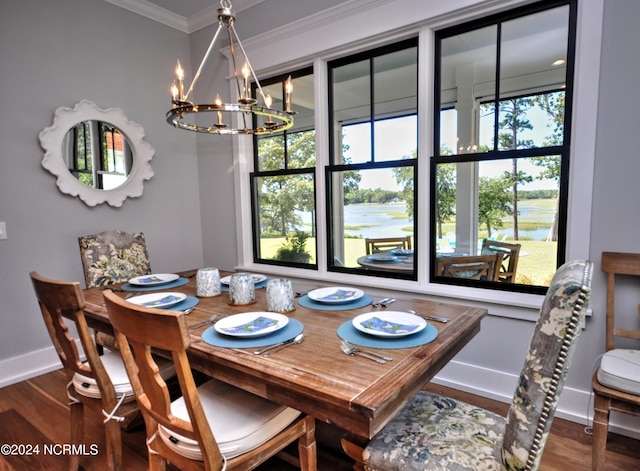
left=166, top=0, right=295, bottom=135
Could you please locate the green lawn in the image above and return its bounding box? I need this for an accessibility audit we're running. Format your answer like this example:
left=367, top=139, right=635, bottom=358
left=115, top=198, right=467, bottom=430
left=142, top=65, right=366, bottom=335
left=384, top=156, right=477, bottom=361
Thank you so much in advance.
left=260, top=237, right=557, bottom=286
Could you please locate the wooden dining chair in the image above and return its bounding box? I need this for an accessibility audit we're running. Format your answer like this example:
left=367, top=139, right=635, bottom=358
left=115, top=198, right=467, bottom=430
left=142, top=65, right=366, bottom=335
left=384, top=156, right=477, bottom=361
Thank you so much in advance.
left=362, top=259, right=592, bottom=471
left=78, top=230, right=151, bottom=288
left=481, top=239, right=522, bottom=283
left=29, top=271, right=141, bottom=471
left=436, top=253, right=503, bottom=281
left=365, top=236, right=412, bottom=255
left=102, top=290, right=317, bottom=471
left=591, top=252, right=640, bottom=471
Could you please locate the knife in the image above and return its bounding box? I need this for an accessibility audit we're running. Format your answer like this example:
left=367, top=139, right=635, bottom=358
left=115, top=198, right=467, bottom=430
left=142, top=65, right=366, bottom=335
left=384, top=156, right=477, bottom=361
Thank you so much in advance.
left=408, top=309, right=449, bottom=323
left=254, top=334, right=302, bottom=355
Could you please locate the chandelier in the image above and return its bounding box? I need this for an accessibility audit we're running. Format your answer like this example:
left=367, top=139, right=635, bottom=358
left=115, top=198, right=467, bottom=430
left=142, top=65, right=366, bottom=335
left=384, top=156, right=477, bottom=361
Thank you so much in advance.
left=166, top=0, right=295, bottom=135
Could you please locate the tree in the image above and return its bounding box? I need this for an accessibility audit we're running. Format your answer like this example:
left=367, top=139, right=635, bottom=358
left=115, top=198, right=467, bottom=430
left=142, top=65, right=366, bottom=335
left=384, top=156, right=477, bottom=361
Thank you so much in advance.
left=478, top=175, right=513, bottom=238
left=257, top=131, right=316, bottom=236
left=392, top=151, right=417, bottom=219
left=532, top=91, right=565, bottom=241
left=498, top=98, right=535, bottom=240
left=435, top=163, right=456, bottom=238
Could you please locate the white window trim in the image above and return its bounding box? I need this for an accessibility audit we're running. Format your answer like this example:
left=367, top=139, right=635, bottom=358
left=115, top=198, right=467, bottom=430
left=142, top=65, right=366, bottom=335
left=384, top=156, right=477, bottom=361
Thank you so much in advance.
left=232, top=0, right=603, bottom=312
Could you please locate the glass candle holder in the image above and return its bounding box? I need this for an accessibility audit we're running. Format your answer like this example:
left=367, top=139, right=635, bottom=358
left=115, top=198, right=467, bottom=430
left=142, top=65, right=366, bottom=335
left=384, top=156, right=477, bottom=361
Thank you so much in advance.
left=266, top=278, right=295, bottom=313
left=196, top=267, right=221, bottom=297
left=228, top=272, right=256, bottom=305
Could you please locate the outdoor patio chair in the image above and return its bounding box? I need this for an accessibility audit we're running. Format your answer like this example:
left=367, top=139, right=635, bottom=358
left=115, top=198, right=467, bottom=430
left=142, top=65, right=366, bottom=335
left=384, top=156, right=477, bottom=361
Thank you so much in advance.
left=365, top=236, right=412, bottom=255
left=481, top=239, right=522, bottom=283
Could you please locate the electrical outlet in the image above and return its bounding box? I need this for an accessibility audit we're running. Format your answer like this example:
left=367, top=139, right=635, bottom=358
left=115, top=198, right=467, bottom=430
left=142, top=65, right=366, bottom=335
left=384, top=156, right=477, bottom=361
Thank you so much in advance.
left=0, top=221, right=6, bottom=240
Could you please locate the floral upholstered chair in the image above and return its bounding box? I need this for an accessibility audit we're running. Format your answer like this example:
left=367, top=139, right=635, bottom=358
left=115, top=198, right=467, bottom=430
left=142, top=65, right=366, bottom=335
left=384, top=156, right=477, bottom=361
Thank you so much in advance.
left=78, top=230, right=151, bottom=288
left=363, top=259, right=593, bottom=471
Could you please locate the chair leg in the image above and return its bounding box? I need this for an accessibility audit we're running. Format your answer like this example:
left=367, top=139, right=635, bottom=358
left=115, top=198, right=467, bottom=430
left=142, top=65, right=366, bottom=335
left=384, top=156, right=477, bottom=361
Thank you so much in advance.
left=592, top=395, right=610, bottom=471
left=69, top=402, right=83, bottom=471
left=148, top=450, right=167, bottom=471
left=104, top=418, right=123, bottom=471
left=298, top=416, right=317, bottom=471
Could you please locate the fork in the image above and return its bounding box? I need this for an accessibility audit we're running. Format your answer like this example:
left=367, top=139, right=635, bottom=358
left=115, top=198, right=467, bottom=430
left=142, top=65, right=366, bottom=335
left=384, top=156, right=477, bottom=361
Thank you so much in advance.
left=371, top=297, right=391, bottom=307
left=188, top=314, right=217, bottom=331
left=341, top=340, right=392, bottom=361
left=340, top=343, right=386, bottom=363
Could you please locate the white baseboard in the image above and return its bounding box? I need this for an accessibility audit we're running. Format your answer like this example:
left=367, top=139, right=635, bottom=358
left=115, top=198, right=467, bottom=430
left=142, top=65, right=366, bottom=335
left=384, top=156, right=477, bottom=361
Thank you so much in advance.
left=2, top=348, right=639, bottom=440
left=0, top=345, right=63, bottom=389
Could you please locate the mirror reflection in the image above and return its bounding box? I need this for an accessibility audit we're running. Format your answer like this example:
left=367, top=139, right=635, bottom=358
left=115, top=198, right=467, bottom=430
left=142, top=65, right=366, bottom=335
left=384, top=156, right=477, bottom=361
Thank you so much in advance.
left=63, top=121, right=132, bottom=190
left=39, top=99, right=154, bottom=207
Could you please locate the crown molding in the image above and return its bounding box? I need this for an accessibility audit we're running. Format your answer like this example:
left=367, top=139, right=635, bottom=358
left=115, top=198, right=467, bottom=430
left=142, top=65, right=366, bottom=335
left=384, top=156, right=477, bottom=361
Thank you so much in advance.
left=104, top=0, right=266, bottom=34
left=104, top=0, right=189, bottom=32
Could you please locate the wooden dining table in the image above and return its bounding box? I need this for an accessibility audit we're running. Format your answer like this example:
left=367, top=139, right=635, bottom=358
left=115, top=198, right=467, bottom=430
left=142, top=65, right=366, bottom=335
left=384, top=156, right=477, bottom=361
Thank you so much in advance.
left=82, top=271, right=486, bottom=468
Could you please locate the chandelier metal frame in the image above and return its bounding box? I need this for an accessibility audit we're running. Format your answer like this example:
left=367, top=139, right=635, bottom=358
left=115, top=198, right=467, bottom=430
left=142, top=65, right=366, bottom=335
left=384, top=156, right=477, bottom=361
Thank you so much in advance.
left=166, top=0, right=295, bottom=135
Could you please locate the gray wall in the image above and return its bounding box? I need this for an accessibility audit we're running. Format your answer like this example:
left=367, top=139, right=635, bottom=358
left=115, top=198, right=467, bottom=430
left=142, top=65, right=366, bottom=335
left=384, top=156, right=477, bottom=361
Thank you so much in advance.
left=1, top=0, right=640, bottom=434
left=0, top=0, right=204, bottom=364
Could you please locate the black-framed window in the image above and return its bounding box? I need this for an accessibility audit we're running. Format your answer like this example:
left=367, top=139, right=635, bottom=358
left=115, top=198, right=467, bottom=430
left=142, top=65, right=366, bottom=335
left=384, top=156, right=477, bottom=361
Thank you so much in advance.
left=251, top=68, right=317, bottom=268
left=63, top=121, right=131, bottom=190
left=432, top=0, right=575, bottom=293
left=327, top=38, right=418, bottom=279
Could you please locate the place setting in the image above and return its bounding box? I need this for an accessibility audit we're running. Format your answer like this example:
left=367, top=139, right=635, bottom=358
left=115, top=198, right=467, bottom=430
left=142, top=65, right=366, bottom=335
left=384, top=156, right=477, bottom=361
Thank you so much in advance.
left=116, top=272, right=199, bottom=311
left=337, top=310, right=438, bottom=350
left=297, top=286, right=373, bottom=311
left=201, top=277, right=304, bottom=354
left=125, top=290, right=199, bottom=312
left=120, top=272, right=191, bottom=291
left=200, top=311, right=304, bottom=352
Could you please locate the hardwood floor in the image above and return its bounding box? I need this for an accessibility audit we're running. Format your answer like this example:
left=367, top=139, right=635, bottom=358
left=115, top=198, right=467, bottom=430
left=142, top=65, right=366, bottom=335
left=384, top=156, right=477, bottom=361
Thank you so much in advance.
left=1, top=369, right=638, bottom=470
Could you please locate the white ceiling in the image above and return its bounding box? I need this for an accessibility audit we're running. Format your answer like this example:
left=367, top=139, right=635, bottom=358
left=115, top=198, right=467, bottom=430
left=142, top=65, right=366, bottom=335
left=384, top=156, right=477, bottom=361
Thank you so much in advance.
left=104, top=0, right=265, bottom=33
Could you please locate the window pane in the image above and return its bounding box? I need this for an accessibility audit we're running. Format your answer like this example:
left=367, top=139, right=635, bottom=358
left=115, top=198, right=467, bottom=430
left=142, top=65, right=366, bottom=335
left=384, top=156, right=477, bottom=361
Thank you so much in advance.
left=257, top=133, right=286, bottom=170
left=435, top=156, right=560, bottom=285
left=500, top=6, right=569, bottom=99
left=255, top=173, right=316, bottom=264
left=101, top=124, right=129, bottom=190
left=499, top=6, right=569, bottom=149
left=373, top=47, right=417, bottom=162
left=330, top=166, right=415, bottom=273
left=374, top=116, right=418, bottom=161
left=493, top=93, right=566, bottom=150
left=332, top=59, right=371, bottom=164
left=439, top=26, right=496, bottom=155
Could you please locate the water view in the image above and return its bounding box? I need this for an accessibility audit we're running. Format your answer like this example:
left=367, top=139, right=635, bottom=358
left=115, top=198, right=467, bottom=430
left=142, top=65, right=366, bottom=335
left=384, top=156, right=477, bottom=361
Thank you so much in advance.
left=308, top=199, right=555, bottom=242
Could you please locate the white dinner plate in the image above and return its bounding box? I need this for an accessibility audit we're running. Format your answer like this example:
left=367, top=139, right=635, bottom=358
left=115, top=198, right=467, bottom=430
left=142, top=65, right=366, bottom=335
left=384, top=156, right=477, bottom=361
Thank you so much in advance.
left=214, top=312, right=288, bottom=337
left=352, top=311, right=427, bottom=337
left=220, top=274, right=267, bottom=285
left=367, top=254, right=399, bottom=263
left=127, top=292, right=187, bottom=309
left=307, top=287, right=364, bottom=304
left=390, top=248, right=414, bottom=256
left=128, top=273, right=180, bottom=286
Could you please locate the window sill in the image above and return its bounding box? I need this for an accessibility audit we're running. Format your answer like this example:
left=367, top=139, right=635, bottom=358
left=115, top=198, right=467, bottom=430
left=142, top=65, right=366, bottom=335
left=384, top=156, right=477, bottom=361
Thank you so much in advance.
left=235, top=262, right=545, bottom=321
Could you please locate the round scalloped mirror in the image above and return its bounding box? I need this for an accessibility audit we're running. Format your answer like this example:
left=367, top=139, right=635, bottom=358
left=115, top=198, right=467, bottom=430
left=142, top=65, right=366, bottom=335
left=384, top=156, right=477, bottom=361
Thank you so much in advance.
left=39, top=100, right=154, bottom=207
